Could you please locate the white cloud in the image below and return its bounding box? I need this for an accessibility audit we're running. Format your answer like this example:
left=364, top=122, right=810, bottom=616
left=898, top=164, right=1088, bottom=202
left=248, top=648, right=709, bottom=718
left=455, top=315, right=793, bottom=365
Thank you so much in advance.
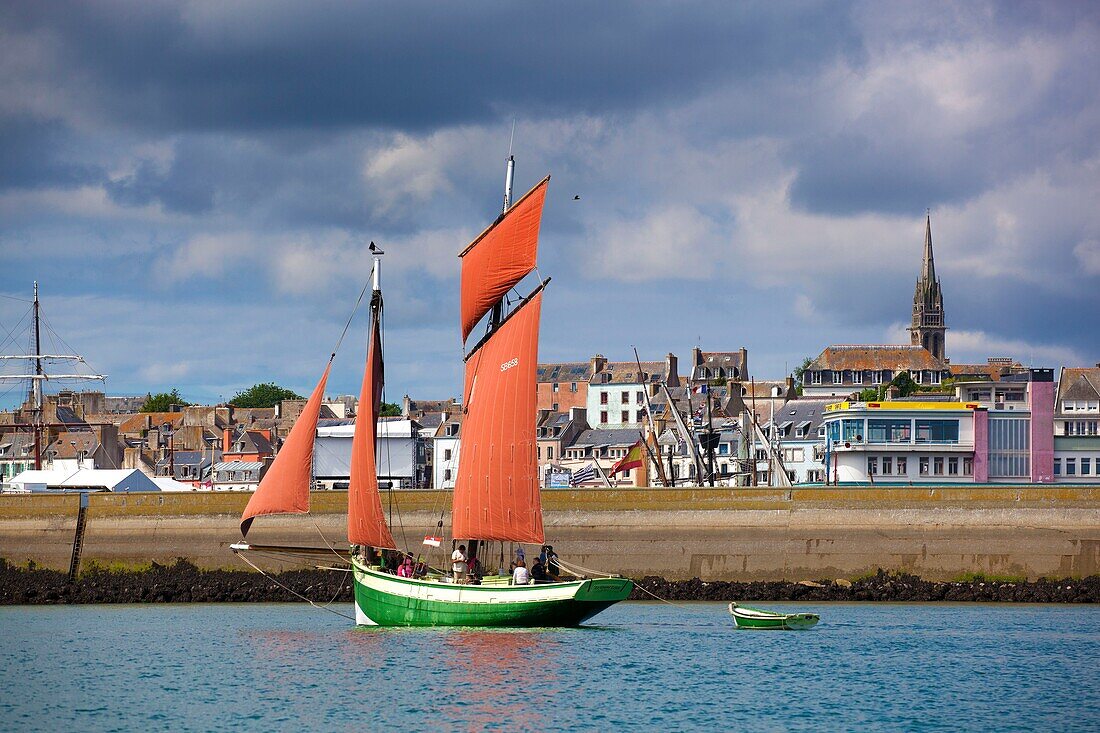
left=884, top=322, right=1085, bottom=368
left=1074, top=239, right=1100, bottom=275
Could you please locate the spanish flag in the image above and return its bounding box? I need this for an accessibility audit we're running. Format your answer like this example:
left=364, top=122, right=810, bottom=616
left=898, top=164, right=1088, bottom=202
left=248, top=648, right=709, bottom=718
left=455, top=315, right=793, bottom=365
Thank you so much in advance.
left=609, top=439, right=645, bottom=476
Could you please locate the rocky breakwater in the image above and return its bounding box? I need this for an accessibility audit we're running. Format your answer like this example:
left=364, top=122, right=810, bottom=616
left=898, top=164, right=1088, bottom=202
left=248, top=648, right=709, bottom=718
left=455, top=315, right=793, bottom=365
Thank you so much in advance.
left=3, top=559, right=1099, bottom=605
left=632, top=569, right=1100, bottom=603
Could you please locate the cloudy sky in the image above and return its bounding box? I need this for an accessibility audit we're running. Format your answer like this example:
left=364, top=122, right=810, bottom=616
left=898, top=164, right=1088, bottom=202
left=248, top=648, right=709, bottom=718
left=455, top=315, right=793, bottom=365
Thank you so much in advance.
left=1, top=1, right=1098, bottom=407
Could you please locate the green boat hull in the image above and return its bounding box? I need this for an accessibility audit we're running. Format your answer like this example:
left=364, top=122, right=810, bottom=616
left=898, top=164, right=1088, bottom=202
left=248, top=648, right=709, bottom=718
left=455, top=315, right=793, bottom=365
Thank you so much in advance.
left=729, top=602, right=820, bottom=630
left=352, top=561, right=634, bottom=627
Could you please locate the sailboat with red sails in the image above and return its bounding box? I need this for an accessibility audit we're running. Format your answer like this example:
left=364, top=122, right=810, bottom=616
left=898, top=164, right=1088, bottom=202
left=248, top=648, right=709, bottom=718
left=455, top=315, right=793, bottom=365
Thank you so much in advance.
left=231, top=158, right=633, bottom=626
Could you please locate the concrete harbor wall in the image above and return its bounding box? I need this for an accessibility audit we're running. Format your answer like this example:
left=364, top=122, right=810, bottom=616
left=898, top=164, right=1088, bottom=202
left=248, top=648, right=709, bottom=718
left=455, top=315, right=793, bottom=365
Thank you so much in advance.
left=2, top=487, right=1098, bottom=581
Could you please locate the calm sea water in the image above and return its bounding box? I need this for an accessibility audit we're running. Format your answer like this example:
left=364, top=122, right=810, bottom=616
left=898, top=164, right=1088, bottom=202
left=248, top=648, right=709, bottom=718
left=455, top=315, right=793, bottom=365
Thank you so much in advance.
left=1, top=602, right=1097, bottom=732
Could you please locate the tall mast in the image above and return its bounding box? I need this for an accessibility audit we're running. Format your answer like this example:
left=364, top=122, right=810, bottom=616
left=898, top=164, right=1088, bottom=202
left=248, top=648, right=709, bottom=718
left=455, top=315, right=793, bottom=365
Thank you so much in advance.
left=489, top=153, right=516, bottom=330
left=33, top=282, right=42, bottom=469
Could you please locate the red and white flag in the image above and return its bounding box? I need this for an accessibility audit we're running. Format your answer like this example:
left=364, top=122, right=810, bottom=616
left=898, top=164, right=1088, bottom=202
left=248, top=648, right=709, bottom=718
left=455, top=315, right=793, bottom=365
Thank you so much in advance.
left=422, top=535, right=442, bottom=547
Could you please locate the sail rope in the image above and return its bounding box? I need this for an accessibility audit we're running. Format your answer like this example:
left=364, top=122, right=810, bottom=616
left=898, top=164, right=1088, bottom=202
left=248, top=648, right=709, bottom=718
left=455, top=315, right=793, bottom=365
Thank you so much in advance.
left=233, top=548, right=355, bottom=621
left=328, top=265, right=374, bottom=359
left=554, top=557, right=709, bottom=611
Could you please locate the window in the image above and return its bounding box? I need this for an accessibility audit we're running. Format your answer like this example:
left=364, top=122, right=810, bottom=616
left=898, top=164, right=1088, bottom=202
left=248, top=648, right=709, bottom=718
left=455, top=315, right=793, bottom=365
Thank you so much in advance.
left=444, top=469, right=452, bottom=482
left=621, top=391, right=629, bottom=404
left=912, top=370, right=923, bottom=384
left=882, top=457, right=892, bottom=475
left=868, top=419, right=911, bottom=444
left=811, top=371, right=822, bottom=385
left=600, top=411, right=608, bottom=424
left=853, top=371, right=863, bottom=385
left=552, top=382, right=559, bottom=392
left=915, top=419, right=959, bottom=443
left=570, top=382, right=577, bottom=392
left=948, top=457, right=959, bottom=475
left=867, top=457, right=878, bottom=475
left=871, top=371, right=883, bottom=385
left=842, top=419, right=864, bottom=442
left=934, top=457, right=944, bottom=475
left=637, top=410, right=646, bottom=422
left=600, top=392, right=608, bottom=405
left=1082, top=457, right=1091, bottom=476
left=827, top=421, right=841, bottom=443
left=636, top=391, right=644, bottom=403
left=897, top=457, right=907, bottom=475
left=444, top=449, right=452, bottom=461
left=989, top=418, right=1031, bottom=478
left=537, top=446, right=542, bottom=459
left=621, top=411, right=629, bottom=422
left=552, top=403, right=559, bottom=411
left=832, top=371, right=842, bottom=384
left=1054, top=458, right=1061, bottom=476
left=1067, top=458, right=1077, bottom=476
left=930, top=371, right=941, bottom=385
left=963, top=457, right=973, bottom=476
left=719, top=443, right=729, bottom=455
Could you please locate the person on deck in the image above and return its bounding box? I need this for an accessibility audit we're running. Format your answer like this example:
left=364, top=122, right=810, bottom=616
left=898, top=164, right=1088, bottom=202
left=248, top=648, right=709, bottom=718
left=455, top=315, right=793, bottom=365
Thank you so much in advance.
left=546, top=546, right=561, bottom=580
left=530, top=557, right=550, bottom=583
left=451, top=544, right=468, bottom=584
left=512, top=559, right=529, bottom=586
left=515, top=545, right=526, bottom=566
left=467, top=554, right=483, bottom=585
left=397, top=555, right=414, bottom=578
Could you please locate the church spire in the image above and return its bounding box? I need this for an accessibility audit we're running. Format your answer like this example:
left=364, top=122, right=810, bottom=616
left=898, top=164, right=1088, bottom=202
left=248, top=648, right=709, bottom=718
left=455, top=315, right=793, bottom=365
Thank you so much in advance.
left=921, top=210, right=936, bottom=285
left=910, top=210, right=946, bottom=361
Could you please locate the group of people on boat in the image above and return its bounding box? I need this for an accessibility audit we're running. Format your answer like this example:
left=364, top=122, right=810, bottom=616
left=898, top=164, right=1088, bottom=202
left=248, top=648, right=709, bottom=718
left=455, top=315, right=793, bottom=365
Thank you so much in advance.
left=509, top=545, right=562, bottom=585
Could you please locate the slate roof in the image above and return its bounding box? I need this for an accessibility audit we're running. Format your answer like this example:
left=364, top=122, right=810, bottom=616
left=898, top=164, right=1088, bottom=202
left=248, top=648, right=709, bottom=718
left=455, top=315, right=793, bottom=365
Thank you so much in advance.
left=227, top=429, right=274, bottom=455
left=592, top=361, right=668, bottom=386
left=0, top=433, right=36, bottom=457
left=760, top=398, right=834, bottom=439
left=537, top=362, right=591, bottom=383
left=45, top=431, right=99, bottom=459
left=569, top=428, right=644, bottom=448
left=808, top=345, right=947, bottom=372
left=1058, top=368, right=1100, bottom=402
left=691, top=352, right=746, bottom=380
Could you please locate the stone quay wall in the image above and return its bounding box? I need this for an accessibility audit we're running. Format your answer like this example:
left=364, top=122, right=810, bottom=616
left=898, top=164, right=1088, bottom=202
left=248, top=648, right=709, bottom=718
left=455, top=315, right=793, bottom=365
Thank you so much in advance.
left=1, top=487, right=1098, bottom=581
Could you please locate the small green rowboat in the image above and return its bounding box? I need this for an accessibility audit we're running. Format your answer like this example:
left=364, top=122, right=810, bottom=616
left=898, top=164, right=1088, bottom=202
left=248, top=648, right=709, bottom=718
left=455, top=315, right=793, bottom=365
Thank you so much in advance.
left=728, top=602, right=820, bottom=630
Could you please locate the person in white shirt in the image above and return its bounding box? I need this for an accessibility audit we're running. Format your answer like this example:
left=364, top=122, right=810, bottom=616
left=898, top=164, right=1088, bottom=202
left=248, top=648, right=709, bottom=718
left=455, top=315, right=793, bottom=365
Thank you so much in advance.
left=512, top=559, right=530, bottom=586
left=451, top=544, right=468, bottom=584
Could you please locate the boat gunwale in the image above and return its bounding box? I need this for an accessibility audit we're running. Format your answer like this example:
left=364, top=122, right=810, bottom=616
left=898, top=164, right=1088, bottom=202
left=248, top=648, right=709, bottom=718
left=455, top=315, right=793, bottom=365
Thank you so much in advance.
left=353, top=559, right=599, bottom=593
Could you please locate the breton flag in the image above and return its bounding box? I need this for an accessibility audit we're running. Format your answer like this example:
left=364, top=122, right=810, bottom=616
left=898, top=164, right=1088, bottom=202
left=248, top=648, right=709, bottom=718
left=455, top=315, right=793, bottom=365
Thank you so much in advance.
left=422, top=535, right=442, bottom=547
left=609, top=439, right=645, bottom=477
left=570, top=464, right=599, bottom=486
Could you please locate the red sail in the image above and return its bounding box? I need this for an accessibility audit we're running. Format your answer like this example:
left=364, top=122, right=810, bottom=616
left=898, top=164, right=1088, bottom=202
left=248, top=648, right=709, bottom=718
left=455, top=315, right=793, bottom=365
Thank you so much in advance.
left=240, top=364, right=330, bottom=537
left=452, top=290, right=544, bottom=543
left=348, top=313, right=396, bottom=548
left=458, top=176, right=548, bottom=343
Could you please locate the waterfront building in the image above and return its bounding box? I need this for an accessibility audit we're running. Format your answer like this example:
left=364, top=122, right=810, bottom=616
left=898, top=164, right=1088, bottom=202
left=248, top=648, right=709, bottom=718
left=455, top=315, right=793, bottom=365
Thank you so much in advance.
left=537, top=360, right=593, bottom=413
left=0, top=433, right=37, bottom=484
left=821, top=369, right=1055, bottom=484
left=313, top=418, right=429, bottom=489
left=561, top=427, right=647, bottom=486
left=802, top=344, right=950, bottom=398
left=432, top=413, right=461, bottom=490
left=586, top=353, right=679, bottom=430
left=687, top=347, right=748, bottom=385
left=948, top=357, right=1028, bottom=383
left=537, top=407, right=589, bottom=487
left=211, top=460, right=263, bottom=491
left=7, top=467, right=161, bottom=493
left=1053, top=365, right=1100, bottom=483
left=755, top=398, right=834, bottom=484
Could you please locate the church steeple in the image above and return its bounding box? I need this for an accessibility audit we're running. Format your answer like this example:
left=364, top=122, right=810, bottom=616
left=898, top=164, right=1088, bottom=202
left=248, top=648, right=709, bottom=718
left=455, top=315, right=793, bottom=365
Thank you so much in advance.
left=910, top=212, right=947, bottom=361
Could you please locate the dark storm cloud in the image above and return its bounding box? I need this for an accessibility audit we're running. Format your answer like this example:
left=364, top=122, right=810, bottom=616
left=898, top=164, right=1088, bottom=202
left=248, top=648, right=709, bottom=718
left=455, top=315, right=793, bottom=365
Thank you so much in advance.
left=0, top=117, right=103, bottom=190
left=2, top=0, right=862, bottom=133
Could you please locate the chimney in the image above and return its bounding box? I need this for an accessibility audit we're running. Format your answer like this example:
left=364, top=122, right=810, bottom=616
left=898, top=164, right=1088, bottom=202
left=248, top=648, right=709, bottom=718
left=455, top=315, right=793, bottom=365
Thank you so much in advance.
left=692, top=346, right=702, bottom=368
left=570, top=406, right=587, bottom=424
left=223, top=428, right=232, bottom=455
left=402, top=394, right=411, bottom=418
left=785, top=376, right=795, bottom=395
left=590, top=354, right=607, bottom=379
left=739, top=347, right=749, bottom=380
left=666, top=353, right=679, bottom=387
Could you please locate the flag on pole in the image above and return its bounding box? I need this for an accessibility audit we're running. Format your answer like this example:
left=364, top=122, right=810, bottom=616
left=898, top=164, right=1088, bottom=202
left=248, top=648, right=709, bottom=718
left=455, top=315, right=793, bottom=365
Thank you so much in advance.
left=609, top=439, right=645, bottom=476
left=422, top=535, right=442, bottom=547
left=692, top=384, right=708, bottom=394
left=570, top=464, right=598, bottom=485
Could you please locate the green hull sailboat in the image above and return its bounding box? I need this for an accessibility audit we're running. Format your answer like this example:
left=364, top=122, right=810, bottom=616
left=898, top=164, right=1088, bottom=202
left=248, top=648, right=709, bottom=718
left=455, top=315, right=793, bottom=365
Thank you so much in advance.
left=235, top=157, right=633, bottom=627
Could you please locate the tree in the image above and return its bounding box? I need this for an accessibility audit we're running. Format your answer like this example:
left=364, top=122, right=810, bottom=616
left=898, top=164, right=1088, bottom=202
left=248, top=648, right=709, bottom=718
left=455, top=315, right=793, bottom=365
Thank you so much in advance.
left=889, top=371, right=918, bottom=397
left=140, top=389, right=190, bottom=412
left=857, top=387, right=883, bottom=402
left=793, top=356, right=813, bottom=395
left=380, top=402, right=401, bottom=417
left=231, top=382, right=304, bottom=408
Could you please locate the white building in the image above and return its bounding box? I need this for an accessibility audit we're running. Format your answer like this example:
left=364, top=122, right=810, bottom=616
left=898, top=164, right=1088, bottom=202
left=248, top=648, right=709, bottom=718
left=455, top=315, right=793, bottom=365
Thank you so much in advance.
left=313, top=418, right=428, bottom=489
left=432, top=414, right=462, bottom=490
left=7, top=468, right=160, bottom=493
left=586, top=355, right=678, bottom=430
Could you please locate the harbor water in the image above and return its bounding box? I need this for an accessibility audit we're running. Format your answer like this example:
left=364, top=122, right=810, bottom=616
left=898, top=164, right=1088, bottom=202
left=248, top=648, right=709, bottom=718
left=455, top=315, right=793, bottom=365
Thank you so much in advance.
left=2, top=602, right=1097, bottom=731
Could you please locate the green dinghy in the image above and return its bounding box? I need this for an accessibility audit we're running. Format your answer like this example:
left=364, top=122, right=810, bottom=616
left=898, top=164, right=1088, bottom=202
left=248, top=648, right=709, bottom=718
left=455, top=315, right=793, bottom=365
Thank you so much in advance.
left=728, top=602, right=820, bottom=630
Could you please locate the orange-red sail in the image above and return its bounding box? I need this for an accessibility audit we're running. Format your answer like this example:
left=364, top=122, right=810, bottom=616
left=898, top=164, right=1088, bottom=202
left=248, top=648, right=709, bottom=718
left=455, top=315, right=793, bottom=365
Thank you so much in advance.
left=458, top=177, right=548, bottom=343
left=452, top=290, right=545, bottom=543
left=240, top=364, right=331, bottom=537
left=347, top=312, right=396, bottom=548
